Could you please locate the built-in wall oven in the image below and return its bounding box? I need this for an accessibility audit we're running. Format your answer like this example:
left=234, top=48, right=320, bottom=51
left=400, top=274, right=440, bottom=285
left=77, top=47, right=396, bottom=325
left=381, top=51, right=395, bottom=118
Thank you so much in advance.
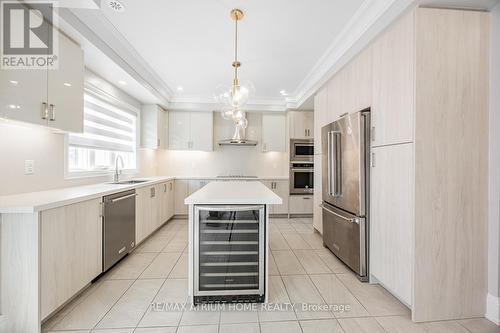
left=193, top=205, right=265, bottom=303
left=290, top=139, right=314, bottom=162
left=290, top=162, right=314, bottom=194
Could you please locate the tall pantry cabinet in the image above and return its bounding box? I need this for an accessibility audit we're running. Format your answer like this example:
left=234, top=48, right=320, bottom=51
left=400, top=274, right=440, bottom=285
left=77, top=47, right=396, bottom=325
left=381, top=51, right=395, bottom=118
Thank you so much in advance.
left=314, top=7, right=489, bottom=323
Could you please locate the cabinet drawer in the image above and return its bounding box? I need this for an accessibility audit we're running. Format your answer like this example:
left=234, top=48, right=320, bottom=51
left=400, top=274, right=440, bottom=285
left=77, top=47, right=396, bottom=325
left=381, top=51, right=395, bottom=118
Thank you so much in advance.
left=289, top=195, right=313, bottom=214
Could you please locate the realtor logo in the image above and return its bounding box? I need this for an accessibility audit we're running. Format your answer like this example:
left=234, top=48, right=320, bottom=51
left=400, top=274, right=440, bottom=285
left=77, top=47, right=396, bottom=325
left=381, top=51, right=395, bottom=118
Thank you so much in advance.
left=1, top=1, right=58, bottom=69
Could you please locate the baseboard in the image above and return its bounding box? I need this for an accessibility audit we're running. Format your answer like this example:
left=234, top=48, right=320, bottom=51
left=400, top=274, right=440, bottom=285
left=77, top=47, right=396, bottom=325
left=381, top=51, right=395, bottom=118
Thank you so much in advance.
left=486, top=293, right=500, bottom=325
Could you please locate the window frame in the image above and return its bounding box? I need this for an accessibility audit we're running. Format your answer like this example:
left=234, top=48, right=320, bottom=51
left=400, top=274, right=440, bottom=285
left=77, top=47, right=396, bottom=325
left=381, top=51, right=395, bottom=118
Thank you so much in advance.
left=64, top=85, right=141, bottom=179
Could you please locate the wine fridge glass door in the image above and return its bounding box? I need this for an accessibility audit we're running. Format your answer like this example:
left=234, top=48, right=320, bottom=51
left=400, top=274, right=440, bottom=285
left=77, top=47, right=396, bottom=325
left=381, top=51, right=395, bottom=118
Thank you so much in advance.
left=194, top=205, right=265, bottom=296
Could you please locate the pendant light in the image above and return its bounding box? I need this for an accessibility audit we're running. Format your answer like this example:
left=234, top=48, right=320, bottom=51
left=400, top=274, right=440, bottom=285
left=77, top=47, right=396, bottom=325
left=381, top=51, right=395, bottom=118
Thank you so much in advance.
left=214, top=9, right=254, bottom=128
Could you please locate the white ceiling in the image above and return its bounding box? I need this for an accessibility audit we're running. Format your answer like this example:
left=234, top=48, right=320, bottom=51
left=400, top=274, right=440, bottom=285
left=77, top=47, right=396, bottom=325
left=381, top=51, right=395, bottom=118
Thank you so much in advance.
left=61, top=0, right=499, bottom=111
left=97, top=0, right=366, bottom=108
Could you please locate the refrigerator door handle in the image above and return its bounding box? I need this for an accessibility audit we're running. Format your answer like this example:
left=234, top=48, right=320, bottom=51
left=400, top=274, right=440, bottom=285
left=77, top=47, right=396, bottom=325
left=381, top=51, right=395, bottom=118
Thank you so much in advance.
left=332, top=131, right=342, bottom=197
left=327, top=131, right=334, bottom=196
left=320, top=204, right=359, bottom=224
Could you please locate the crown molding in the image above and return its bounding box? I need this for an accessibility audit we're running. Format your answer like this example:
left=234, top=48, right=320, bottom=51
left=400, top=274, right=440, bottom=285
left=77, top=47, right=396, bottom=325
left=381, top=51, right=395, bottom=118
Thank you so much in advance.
left=59, top=7, right=173, bottom=106
left=290, top=0, right=415, bottom=108
left=169, top=95, right=287, bottom=112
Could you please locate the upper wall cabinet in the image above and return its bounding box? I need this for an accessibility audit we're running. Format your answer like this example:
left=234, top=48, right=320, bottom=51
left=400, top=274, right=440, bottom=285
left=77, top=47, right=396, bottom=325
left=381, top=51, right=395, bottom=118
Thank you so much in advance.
left=288, top=111, right=314, bottom=139
left=0, top=29, right=84, bottom=132
left=169, top=111, right=213, bottom=151
left=261, top=113, right=286, bottom=152
left=313, top=86, right=328, bottom=155
left=141, top=104, right=168, bottom=149
left=371, top=10, right=415, bottom=147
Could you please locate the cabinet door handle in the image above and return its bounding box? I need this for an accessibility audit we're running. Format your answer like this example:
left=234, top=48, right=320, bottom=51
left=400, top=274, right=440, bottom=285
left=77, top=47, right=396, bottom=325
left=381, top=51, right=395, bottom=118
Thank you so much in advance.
left=170, top=182, right=173, bottom=190
left=164, top=183, right=167, bottom=192
left=371, top=152, right=375, bottom=167
left=371, top=126, right=375, bottom=142
left=41, top=102, right=48, bottom=120
left=151, top=187, right=156, bottom=198
left=49, top=104, right=55, bottom=121
left=157, top=139, right=161, bottom=147
left=303, top=197, right=311, bottom=200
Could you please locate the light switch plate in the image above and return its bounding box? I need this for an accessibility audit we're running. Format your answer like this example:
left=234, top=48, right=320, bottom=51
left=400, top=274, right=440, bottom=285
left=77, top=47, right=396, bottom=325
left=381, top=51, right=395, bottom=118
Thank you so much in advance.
left=24, top=160, right=34, bottom=175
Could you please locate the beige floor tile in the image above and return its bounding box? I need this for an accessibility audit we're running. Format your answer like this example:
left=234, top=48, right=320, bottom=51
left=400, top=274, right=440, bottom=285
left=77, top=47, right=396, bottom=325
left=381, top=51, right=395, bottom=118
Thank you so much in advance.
left=375, top=315, right=428, bottom=333
left=92, top=329, right=134, bottom=333
left=300, top=233, right=324, bottom=249
left=258, top=276, right=296, bottom=322
left=282, top=275, right=333, bottom=320
left=283, top=233, right=312, bottom=249
left=270, top=232, right=291, bottom=250
left=457, top=318, right=500, bottom=333
left=314, top=249, right=350, bottom=273
left=176, top=324, right=219, bottom=333
left=96, top=279, right=164, bottom=329
left=139, top=279, right=188, bottom=327
left=219, top=322, right=260, bottom=333
left=105, top=253, right=158, bottom=280
left=338, top=317, right=386, bottom=333
left=272, top=250, right=306, bottom=275
left=300, top=319, right=344, bottom=333
left=46, top=331, right=89, bottom=333
left=337, top=273, right=410, bottom=317
left=277, top=224, right=298, bottom=234
left=260, top=320, right=302, bottom=333
left=293, top=250, right=331, bottom=274
left=134, top=328, right=177, bottom=333
left=220, top=309, right=259, bottom=324
left=169, top=253, right=188, bottom=278
left=422, top=320, right=471, bottom=333
left=137, top=234, right=176, bottom=253
left=163, top=233, right=188, bottom=252
left=180, top=307, right=220, bottom=326
left=53, top=280, right=133, bottom=330
left=140, top=252, right=182, bottom=279
left=268, top=251, right=280, bottom=276
left=292, top=223, right=315, bottom=234
left=309, top=274, right=369, bottom=318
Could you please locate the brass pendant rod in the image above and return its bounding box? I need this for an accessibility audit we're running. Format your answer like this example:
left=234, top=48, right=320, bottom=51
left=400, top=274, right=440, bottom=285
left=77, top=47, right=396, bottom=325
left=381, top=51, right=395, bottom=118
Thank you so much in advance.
left=234, top=18, right=239, bottom=83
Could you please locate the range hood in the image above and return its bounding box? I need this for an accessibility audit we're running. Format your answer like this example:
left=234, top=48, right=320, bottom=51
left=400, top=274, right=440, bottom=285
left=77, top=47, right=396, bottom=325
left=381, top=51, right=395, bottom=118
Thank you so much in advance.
left=218, top=124, right=257, bottom=146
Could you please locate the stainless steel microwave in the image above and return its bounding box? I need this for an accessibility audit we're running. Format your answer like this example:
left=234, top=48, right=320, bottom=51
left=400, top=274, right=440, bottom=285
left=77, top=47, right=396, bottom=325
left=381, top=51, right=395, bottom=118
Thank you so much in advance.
left=290, top=139, right=314, bottom=162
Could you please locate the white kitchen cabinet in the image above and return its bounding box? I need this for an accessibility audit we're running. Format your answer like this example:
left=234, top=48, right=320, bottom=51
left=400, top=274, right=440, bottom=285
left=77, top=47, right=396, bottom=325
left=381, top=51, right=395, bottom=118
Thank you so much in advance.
left=166, top=180, right=175, bottom=220
left=261, top=113, right=286, bottom=152
left=174, top=179, right=189, bottom=215
left=40, top=199, right=102, bottom=319
left=136, top=186, right=153, bottom=244
left=371, top=10, right=415, bottom=147
left=0, top=29, right=84, bottom=132
left=288, top=111, right=314, bottom=139
left=261, top=180, right=289, bottom=215
left=190, top=112, right=213, bottom=151
left=47, top=32, right=84, bottom=132
left=141, top=104, right=168, bottom=149
left=169, top=111, right=213, bottom=151
left=370, top=143, right=413, bottom=306
left=289, top=195, right=314, bottom=215
left=313, top=154, right=323, bottom=233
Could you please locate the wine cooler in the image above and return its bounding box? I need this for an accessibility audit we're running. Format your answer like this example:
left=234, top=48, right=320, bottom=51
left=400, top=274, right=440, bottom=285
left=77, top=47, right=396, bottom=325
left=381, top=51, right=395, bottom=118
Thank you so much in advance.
left=193, top=205, right=265, bottom=303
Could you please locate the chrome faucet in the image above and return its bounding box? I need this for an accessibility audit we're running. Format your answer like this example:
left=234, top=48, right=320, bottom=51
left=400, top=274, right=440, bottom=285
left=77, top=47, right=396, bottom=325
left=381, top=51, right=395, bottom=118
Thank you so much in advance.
left=114, top=155, right=124, bottom=182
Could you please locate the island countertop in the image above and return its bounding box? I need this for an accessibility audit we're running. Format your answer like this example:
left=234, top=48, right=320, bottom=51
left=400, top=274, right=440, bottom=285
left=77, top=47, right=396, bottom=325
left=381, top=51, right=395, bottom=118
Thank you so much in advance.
left=184, top=181, right=282, bottom=205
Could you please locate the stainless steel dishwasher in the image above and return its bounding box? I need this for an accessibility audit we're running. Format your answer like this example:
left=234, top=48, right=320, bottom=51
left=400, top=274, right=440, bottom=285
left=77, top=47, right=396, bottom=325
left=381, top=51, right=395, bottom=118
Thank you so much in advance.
left=103, top=189, right=136, bottom=272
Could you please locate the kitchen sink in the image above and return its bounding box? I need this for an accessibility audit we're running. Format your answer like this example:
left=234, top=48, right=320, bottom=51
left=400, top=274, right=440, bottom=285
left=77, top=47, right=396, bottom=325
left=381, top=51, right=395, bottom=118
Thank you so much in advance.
left=109, top=180, right=149, bottom=185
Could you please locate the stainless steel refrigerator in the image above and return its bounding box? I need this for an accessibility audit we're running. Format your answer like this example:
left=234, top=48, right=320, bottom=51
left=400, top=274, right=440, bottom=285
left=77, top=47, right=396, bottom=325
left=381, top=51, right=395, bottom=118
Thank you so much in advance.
left=321, top=109, right=370, bottom=281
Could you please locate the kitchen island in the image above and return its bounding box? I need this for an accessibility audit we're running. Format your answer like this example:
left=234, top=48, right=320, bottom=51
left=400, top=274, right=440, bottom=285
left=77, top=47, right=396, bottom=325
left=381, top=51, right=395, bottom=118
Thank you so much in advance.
left=185, top=181, right=282, bottom=303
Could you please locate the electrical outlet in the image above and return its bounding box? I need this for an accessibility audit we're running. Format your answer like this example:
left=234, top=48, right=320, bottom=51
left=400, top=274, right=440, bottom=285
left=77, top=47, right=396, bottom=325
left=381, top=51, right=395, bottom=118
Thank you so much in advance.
left=24, top=160, right=34, bottom=175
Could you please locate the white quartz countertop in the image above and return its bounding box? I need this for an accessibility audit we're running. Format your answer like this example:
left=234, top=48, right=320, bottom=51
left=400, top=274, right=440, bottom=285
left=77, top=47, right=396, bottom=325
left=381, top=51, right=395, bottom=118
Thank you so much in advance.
left=0, top=176, right=288, bottom=214
left=184, top=181, right=282, bottom=205
left=0, top=176, right=175, bottom=214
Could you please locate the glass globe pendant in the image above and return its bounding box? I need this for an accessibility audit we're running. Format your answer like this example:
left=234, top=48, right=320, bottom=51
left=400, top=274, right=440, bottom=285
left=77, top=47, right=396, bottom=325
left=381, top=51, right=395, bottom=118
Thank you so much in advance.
left=214, top=9, right=254, bottom=114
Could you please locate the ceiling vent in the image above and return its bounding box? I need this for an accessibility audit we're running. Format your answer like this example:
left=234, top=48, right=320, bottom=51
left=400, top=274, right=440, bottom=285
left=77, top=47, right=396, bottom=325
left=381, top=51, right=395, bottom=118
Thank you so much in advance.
left=107, top=0, right=125, bottom=12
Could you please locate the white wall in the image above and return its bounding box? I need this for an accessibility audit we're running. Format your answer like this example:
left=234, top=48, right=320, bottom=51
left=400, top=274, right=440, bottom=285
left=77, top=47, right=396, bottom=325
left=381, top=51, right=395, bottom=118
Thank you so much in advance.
left=487, top=1, right=500, bottom=324
left=157, top=112, right=289, bottom=177
left=0, top=70, right=158, bottom=196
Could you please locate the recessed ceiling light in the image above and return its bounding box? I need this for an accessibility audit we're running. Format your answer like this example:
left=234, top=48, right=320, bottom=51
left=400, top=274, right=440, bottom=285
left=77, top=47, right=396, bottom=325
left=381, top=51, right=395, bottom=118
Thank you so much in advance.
left=63, top=82, right=72, bottom=87
left=118, top=80, right=127, bottom=85
left=280, top=90, right=287, bottom=96
left=177, top=86, right=184, bottom=91
left=9, top=80, right=18, bottom=85
left=107, top=0, right=125, bottom=12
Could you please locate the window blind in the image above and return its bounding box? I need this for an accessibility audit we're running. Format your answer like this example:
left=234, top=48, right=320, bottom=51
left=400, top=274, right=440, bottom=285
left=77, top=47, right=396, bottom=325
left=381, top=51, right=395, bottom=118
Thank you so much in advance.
left=69, top=93, right=137, bottom=153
